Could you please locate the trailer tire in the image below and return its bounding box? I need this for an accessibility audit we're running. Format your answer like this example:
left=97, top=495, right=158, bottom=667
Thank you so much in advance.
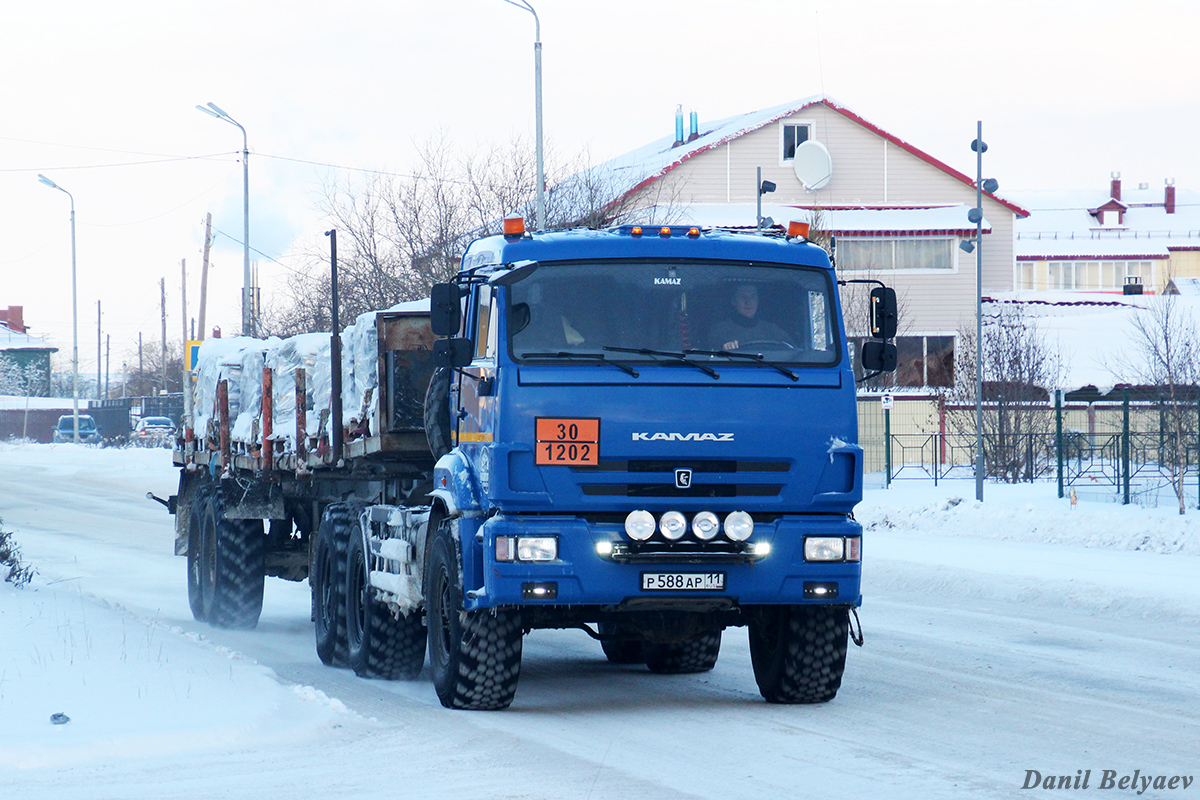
left=426, top=519, right=522, bottom=709
left=598, top=622, right=644, bottom=665
left=313, top=504, right=353, bottom=667
left=201, top=488, right=266, bottom=630
left=186, top=489, right=210, bottom=622
left=643, top=631, right=722, bottom=674
left=748, top=605, right=848, bottom=704
left=346, top=521, right=426, bottom=679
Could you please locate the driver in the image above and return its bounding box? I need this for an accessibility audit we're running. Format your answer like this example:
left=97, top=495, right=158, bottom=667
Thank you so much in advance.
left=710, top=283, right=791, bottom=351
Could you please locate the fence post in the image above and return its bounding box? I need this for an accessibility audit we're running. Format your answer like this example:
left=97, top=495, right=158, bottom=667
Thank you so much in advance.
left=1056, top=389, right=1064, bottom=498
left=884, top=405, right=892, bottom=487
left=1122, top=387, right=1131, bottom=505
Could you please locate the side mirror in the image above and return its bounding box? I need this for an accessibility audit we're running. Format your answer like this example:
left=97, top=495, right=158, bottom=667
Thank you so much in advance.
left=434, top=338, right=474, bottom=368
left=861, top=340, right=897, bottom=373
left=509, top=302, right=531, bottom=336
left=431, top=283, right=462, bottom=336
left=490, top=260, right=539, bottom=286
left=869, top=287, right=897, bottom=340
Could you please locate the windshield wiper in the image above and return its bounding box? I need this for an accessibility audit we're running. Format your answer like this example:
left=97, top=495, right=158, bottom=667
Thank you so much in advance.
left=519, top=351, right=639, bottom=377
left=602, top=346, right=719, bottom=379
left=685, top=349, right=799, bottom=381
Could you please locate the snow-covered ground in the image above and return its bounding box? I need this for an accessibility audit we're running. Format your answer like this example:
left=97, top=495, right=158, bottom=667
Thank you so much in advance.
left=2, top=444, right=1197, bottom=799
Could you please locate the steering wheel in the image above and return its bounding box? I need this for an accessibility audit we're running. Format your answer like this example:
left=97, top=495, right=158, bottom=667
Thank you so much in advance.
left=733, top=339, right=795, bottom=351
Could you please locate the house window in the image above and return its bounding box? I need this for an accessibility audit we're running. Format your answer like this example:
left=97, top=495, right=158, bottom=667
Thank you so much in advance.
left=781, top=123, right=811, bottom=161
left=1024, top=260, right=1157, bottom=292
left=839, top=237, right=955, bottom=271
left=852, top=335, right=955, bottom=388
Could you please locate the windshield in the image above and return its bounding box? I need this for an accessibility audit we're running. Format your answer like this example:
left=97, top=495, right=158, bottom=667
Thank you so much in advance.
left=508, top=260, right=839, bottom=366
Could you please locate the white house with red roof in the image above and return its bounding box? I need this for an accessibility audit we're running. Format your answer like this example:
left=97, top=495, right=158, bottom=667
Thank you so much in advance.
left=561, top=95, right=1029, bottom=388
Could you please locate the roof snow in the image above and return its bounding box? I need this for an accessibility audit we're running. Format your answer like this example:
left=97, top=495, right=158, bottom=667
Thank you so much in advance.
left=1011, top=188, right=1200, bottom=258
left=0, top=324, right=57, bottom=352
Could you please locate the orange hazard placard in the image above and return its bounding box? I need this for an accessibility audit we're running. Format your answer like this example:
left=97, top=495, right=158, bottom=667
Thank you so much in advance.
left=535, top=417, right=600, bottom=466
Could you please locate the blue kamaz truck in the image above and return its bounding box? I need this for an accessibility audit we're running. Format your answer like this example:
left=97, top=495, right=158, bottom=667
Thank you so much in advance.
left=167, top=218, right=897, bottom=710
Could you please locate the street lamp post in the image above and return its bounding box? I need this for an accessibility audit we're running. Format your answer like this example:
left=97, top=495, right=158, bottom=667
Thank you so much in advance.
left=196, top=102, right=253, bottom=337
left=37, top=174, right=80, bottom=443
left=502, top=0, right=545, bottom=231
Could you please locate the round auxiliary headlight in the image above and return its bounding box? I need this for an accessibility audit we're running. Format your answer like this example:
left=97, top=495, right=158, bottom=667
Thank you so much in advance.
left=724, top=510, right=754, bottom=542
left=692, top=510, right=720, bottom=541
left=659, top=510, right=687, bottom=541
left=624, top=509, right=656, bottom=541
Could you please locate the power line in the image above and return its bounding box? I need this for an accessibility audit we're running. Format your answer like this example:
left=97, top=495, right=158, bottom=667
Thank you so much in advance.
left=0, top=152, right=239, bottom=173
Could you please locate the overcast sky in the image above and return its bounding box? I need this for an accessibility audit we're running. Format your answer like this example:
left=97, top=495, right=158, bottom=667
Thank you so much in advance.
left=2, top=0, right=1197, bottom=382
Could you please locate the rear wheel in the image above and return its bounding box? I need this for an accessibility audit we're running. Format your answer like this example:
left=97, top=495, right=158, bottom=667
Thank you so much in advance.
left=313, top=504, right=353, bottom=667
left=426, top=518, right=523, bottom=709
left=644, top=631, right=722, bottom=674
left=186, top=489, right=210, bottom=622
left=748, top=605, right=848, bottom=704
left=346, top=522, right=426, bottom=679
left=198, top=488, right=265, bottom=630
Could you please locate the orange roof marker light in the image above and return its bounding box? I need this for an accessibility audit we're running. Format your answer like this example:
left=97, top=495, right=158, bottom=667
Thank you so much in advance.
left=659, top=226, right=672, bottom=237
left=787, top=220, right=811, bottom=240
left=687, top=227, right=701, bottom=237
left=503, top=214, right=526, bottom=237
left=631, top=226, right=643, bottom=236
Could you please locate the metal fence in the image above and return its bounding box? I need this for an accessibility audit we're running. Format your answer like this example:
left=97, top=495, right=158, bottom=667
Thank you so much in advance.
left=857, top=389, right=1200, bottom=508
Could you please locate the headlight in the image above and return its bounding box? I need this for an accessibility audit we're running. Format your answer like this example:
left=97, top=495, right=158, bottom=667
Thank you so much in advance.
left=724, top=511, right=754, bottom=541
left=659, top=510, right=687, bottom=540
left=517, top=537, right=557, bottom=562
left=804, top=537, right=845, bottom=562
left=625, top=509, right=656, bottom=541
left=691, top=511, right=720, bottom=540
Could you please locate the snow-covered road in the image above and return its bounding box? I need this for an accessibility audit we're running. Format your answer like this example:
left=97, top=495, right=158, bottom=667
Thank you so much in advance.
left=2, top=445, right=1197, bottom=799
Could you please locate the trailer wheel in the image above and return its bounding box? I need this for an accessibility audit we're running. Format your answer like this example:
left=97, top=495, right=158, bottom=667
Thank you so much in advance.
left=598, top=622, right=644, bottom=665
left=346, top=521, right=427, bottom=679
left=748, top=605, right=848, bottom=704
left=186, top=488, right=211, bottom=622
left=424, top=366, right=453, bottom=460
left=200, top=488, right=266, bottom=630
left=643, top=631, right=722, bottom=674
left=313, top=504, right=353, bottom=667
left=426, top=519, right=522, bottom=709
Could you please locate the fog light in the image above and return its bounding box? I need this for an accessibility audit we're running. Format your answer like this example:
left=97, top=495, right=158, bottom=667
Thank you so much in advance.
left=517, top=536, right=557, bottom=562
left=625, top=509, right=655, bottom=541
left=692, top=510, right=719, bottom=540
left=659, top=510, right=687, bottom=540
left=752, top=541, right=771, bottom=557
left=724, top=511, right=753, bottom=541
left=596, top=541, right=614, bottom=557
left=803, top=581, right=839, bottom=600
left=804, top=537, right=845, bottom=562
left=522, top=582, right=558, bottom=600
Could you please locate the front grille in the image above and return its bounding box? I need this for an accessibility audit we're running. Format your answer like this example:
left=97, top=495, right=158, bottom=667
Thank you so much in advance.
left=578, top=460, right=789, bottom=473
left=581, top=483, right=783, bottom=498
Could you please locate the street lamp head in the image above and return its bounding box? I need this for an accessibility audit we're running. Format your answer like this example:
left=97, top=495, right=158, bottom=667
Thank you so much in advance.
left=37, top=174, right=59, bottom=190
left=759, top=180, right=777, bottom=196
left=206, top=101, right=230, bottom=117
left=195, top=104, right=222, bottom=119
left=959, top=239, right=976, bottom=254
left=982, top=177, right=1000, bottom=194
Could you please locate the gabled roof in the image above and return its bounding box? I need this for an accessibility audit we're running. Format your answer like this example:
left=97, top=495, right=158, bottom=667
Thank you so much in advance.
left=566, top=95, right=1029, bottom=218
left=1011, top=188, right=1200, bottom=258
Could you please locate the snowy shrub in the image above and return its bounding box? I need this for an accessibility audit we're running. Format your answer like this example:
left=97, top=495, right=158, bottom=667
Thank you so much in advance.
left=0, top=518, right=34, bottom=587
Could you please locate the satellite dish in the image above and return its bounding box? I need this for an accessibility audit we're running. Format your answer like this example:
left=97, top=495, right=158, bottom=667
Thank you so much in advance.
left=792, top=140, right=833, bottom=191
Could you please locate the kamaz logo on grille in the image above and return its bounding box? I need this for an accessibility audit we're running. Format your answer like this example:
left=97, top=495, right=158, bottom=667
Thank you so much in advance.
left=653, top=277, right=682, bottom=285
left=631, top=432, right=735, bottom=442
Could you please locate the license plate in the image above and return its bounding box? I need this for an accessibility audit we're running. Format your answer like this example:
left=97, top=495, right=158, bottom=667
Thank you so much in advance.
left=641, top=572, right=726, bottom=591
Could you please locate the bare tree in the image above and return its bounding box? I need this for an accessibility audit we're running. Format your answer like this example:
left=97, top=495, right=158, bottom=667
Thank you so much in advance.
left=1110, top=295, right=1200, bottom=514
left=947, top=301, right=1063, bottom=483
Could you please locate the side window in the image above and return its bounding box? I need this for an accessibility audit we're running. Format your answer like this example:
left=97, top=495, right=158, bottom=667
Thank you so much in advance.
left=474, top=287, right=494, bottom=359
left=808, top=290, right=829, bottom=351
left=781, top=122, right=811, bottom=161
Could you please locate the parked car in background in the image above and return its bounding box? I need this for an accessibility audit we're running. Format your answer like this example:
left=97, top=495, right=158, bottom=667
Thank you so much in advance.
left=131, top=416, right=177, bottom=447
left=51, top=414, right=102, bottom=444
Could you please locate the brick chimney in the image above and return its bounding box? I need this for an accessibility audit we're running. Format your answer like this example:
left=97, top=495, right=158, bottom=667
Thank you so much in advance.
left=1110, top=171, right=1121, bottom=201
left=0, top=305, right=26, bottom=333
left=1166, top=179, right=1176, bottom=214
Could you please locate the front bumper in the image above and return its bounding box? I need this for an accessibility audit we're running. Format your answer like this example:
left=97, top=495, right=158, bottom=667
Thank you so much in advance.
left=464, top=513, right=862, bottom=611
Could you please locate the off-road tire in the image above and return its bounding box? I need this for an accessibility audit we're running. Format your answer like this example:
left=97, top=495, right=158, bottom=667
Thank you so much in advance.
left=426, top=519, right=523, bottom=709
left=200, top=488, right=266, bottom=630
left=748, top=605, right=849, bottom=704
left=186, top=488, right=210, bottom=622
left=424, top=366, right=453, bottom=460
left=599, top=622, right=644, bottom=665
left=346, top=521, right=427, bottom=679
left=643, top=631, right=722, bottom=674
left=314, top=504, right=353, bottom=667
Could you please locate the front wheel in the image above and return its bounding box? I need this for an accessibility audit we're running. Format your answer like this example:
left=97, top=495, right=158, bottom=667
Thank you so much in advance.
left=644, top=631, right=722, bottom=674
left=425, top=519, right=522, bottom=709
left=748, top=605, right=849, bottom=704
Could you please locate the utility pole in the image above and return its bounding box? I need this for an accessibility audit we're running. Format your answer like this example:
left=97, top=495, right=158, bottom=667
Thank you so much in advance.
left=160, top=277, right=167, bottom=394
left=96, top=300, right=102, bottom=400
left=199, top=212, right=212, bottom=341
left=105, top=334, right=109, bottom=399
left=138, top=331, right=143, bottom=395
left=181, top=258, right=192, bottom=428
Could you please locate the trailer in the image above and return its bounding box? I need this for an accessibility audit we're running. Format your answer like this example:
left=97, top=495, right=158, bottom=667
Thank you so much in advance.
left=163, top=218, right=897, bottom=709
